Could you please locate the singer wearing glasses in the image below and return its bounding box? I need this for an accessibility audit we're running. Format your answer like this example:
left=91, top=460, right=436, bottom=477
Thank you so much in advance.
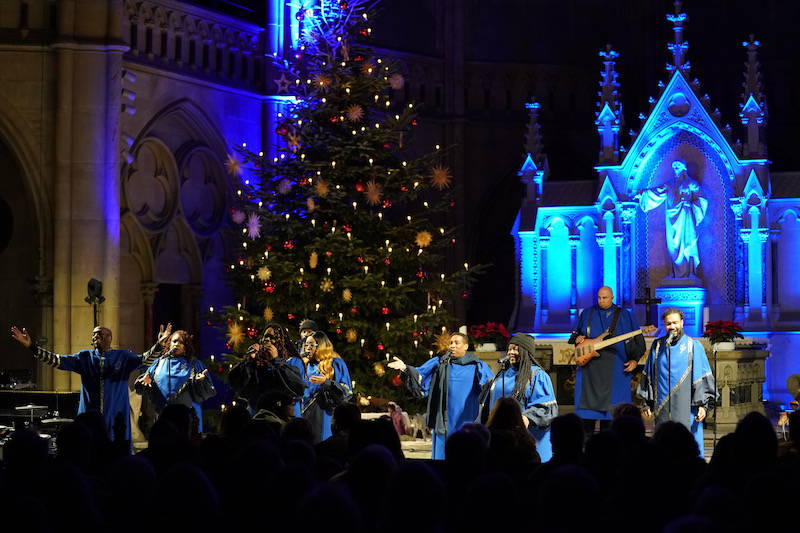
left=388, top=332, right=493, bottom=459
left=136, top=330, right=216, bottom=432
left=478, top=334, right=557, bottom=461
left=637, top=308, right=717, bottom=455
left=299, top=331, right=352, bottom=443
left=10, top=323, right=172, bottom=444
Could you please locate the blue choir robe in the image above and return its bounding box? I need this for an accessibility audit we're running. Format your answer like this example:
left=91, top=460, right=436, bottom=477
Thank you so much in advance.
left=287, top=356, right=307, bottom=418
left=58, top=349, right=144, bottom=442
left=406, top=353, right=494, bottom=460
left=637, top=334, right=717, bottom=455
left=301, top=357, right=352, bottom=443
left=571, top=304, right=643, bottom=420
left=484, top=364, right=558, bottom=461
left=144, top=356, right=215, bottom=432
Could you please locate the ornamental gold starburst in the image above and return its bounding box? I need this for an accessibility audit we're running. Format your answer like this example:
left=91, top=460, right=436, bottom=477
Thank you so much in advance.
left=315, top=179, right=330, bottom=197
left=225, top=154, right=242, bottom=176
left=434, top=331, right=452, bottom=353
left=227, top=322, right=245, bottom=348
left=429, top=165, right=453, bottom=190
left=346, top=328, right=357, bottom=343
left=309, top=251, right=319, bottom=269
left=257, top=266, right=272, bottom=281
left=364, top=179, right=382, bottom=206
left=345, top=104, right=364, bottom=122
left=307, top=197, right=316, bottom=212
left=313, top=73, right=331, bottom=87
left=360, top=60, right=375, bottom=75
left=263, top=307, right=274, bottom=322
left=287, top=132, right=300, bottom=152
left=415, top=231, right=433, bottom=248
left=320, top=278, right=334, bottom=292
left=373, top=362, right=386, bottom=377
left=342, top=288, right=353, bottom=302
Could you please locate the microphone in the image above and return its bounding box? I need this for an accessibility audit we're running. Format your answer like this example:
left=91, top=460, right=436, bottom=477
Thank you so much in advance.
left=497, top=354, right=512, bottom=367
left=667, top=330, right=677, bottom=345
left=162, top=346, right=177, bottom=358
left=440, top=349, right=453, bottom=363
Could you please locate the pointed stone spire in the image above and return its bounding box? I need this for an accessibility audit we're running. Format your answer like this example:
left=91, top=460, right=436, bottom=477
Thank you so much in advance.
left=666, top=1, right=690, bottom=75
left=596, top=44, right=623, bottom=165
left=519, top=101, right=548, bottom=202
left=740, top=35, right=767, bottom=158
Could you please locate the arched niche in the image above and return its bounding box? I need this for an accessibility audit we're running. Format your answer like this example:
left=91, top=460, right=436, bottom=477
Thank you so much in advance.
left=576, top=216, right=600, bottom=310
left=775, top=209, right=800, bottom=321
left=544, top=217, right=571, bottom=325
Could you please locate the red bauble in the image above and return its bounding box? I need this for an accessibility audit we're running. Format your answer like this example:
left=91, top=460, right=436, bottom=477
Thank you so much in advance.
left=384, top=258, right=391, bottom=265
left=353, top=54, right=364, bottom=62
left=356, top=256, right=364, bottom=263
left=226, top=317, right=233, bottom=323
left=275, top=125, right=289, bottom=136
left=382, top=199, right=392, bottom=208
left=336, top=328, right=343, bottom=334
left=339, top=1, right=349, bottom=8
left=302, top=282, right=309, bottom=288
left=377, top=343, right=385, bottom=351
left=350, top=307, right=358, bottom=315
left=416, top=269, right=425, bottom=279
left=287, top=313, right=296, bottom=320
left=381, top=306, right=390, bottom=315
left=461, top=292, right=469, bottom=299
left=450, top=201, right=456, bottom=207
left=411, top=120, right=418, bottom=126
left=411, top=331, right=419, bottom=337
left=264, top=282, right=276, bottom=293
left=400, top=186, right=408, bottom=192
left=383, top=143, right=391, bottom=149
left=359, top=28, right=368, bottom=37
left=355, top=182, right=365, bottom=192
left=325, top=250, right=333, bottom=257
left=266, top=245, right=273, bottom=251
left=342, top=224, right=352, bottom=232
left=329, top=116, right=339, bottom=123
left=390, top=374, right=403, bottom=387
left=283, top=240, right=295, bottom=250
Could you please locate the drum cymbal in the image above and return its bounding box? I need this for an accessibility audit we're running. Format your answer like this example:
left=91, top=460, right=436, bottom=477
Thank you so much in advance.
left=41, top=418, right=73, bottom=424
left=15, top=404, right=47, bottom=410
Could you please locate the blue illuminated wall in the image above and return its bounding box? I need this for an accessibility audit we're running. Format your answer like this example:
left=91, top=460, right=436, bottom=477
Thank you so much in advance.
left=510, top=13, right=800, bottom=402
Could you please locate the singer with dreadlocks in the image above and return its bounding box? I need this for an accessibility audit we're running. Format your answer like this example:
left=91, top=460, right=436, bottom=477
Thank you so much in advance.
left=478, top=334, right=558, bottom=461
left=637, top=308, right=717, bottom=455
left=136, top=329, right=216, bottom=432
left=228, top=323, right=307, bottom=413
left=389, top=332, right=494, bottom=459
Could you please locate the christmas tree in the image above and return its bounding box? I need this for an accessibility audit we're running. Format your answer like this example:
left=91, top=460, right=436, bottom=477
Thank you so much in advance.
left=216, top=0, right=480, bottom=399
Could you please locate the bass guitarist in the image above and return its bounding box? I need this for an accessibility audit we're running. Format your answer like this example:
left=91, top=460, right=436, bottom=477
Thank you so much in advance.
left=568, top=286, right=647, bottom=434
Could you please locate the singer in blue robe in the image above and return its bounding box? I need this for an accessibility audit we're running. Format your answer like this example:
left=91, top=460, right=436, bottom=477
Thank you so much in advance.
left=390, top=332, right=494, bottom=459
left=11, top=324, right=170, bottom=443
left=637, top=309, right=717, bottom=455
left=479, top=334, right=558, bottom=460
left=138, top=330, right=216, bottom=432
left=569, top=287, right=645, bottom=425
left=299, top=332, right=352, bottom=443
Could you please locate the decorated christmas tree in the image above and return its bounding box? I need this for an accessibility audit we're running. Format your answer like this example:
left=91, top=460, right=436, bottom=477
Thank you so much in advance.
left=215, top=0, right=480, bottom=399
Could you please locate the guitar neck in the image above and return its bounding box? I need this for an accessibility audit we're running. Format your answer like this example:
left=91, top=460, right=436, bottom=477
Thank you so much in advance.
left=592, top=328, right=644, bottom=351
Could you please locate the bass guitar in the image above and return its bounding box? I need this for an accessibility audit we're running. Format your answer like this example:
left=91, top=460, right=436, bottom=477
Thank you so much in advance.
left=574, top=325, right=656, bottom=366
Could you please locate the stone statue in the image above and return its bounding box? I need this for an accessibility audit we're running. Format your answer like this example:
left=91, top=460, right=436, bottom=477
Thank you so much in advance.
left=637, top=160, right=708, bottom=278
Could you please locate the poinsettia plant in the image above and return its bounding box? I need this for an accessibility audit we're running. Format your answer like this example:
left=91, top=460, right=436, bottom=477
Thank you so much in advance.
left=469, top=322, right=511, bottom=349
left=703, top=320, right=744, bottom=345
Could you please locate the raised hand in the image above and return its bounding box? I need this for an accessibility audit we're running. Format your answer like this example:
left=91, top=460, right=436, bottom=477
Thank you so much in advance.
left=196, top=369, right=209, bottom=381
left=387, top=357, right=407, bottom=372
left=10, top=326, right=32, bottom=348
left=140, top=373, right=153, bottom=387
left=156, top=323, right=173, bottom=345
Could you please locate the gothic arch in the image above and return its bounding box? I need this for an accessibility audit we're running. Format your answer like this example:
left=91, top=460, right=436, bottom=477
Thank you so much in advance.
left=121, top=212, right=155, bottom=282
left=0, top=90, right=51, bottom=265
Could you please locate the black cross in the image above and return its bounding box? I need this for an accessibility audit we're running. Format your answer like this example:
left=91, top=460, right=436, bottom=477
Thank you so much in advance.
left=635, top=287, right=662, bottom=326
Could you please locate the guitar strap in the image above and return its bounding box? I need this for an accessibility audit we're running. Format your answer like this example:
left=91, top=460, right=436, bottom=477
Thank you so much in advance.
left=586, top=306, right=622, bottom=338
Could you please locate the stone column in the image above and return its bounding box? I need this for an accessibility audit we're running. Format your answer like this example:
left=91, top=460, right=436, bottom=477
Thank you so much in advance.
left=140, top=282, right=158, bottom=347
left=52, top=0, right=127, bottom=390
